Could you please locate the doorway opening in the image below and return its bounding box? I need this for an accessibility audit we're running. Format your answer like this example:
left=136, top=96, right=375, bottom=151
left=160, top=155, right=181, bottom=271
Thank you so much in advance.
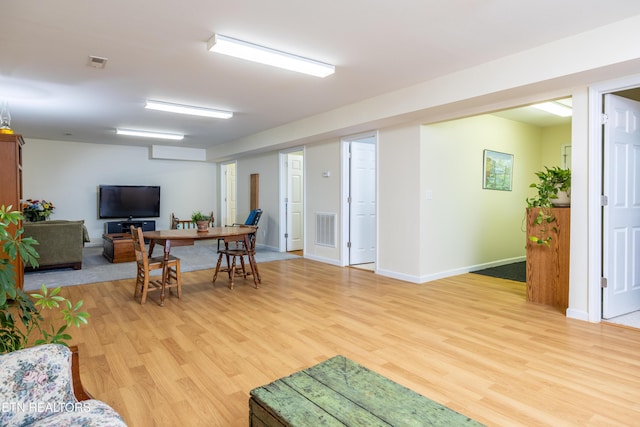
left=279, top=148, right=304, bottom=254
left=220, top=162, right=237, bottom=226
left=599, top=88, right=640, bottom=329
left=589, top=79, right=640, bottom=328
left=341, top=132, right=377, bottom=269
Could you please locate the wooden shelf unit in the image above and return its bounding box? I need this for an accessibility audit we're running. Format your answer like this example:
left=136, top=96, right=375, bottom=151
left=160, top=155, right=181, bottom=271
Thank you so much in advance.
left=0, top=133, right=25, bottom=289
left=525, top=207, right=570, bottom=312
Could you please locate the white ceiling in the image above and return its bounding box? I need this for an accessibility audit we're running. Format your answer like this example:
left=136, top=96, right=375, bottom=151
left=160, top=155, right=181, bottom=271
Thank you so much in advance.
left=3, top=1, right=640, bottom=149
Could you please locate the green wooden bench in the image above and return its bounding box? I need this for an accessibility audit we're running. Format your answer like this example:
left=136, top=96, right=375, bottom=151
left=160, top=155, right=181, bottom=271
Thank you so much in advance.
left=249, top=355, right=485, bottom=426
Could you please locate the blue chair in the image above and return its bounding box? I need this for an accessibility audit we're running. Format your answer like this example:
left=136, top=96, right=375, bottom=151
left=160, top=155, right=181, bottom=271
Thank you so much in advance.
left=219, top=209, right=262, bottom=251
left=233, top=208, right=262, bottom=227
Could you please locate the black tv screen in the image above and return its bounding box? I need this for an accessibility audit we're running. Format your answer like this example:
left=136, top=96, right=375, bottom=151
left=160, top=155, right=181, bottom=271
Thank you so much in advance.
left=98, top=185, right=160, bottom=219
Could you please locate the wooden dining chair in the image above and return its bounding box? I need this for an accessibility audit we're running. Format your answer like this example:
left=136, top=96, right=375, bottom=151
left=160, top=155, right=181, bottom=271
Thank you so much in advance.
left=218, top=208, right=263, bottom=251
left=171, top=212, right=214, bottom=229
left=130, top=226, right=182, bottom=306
left=212, top=229, right=260, bottom=289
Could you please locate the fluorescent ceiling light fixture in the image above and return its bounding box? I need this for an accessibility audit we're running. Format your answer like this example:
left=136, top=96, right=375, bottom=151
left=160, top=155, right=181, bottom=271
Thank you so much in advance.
left=207, top=33, right=335, bottom=78
left=116, top=128, right=184, bottom=141
left=531, top=101, right=572, bottom=117
left=145, top=100, right=233, bottom=119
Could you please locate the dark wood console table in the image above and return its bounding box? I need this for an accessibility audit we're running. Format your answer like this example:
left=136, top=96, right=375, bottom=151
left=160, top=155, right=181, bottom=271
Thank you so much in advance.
left=102, top=233, right=135, bottom=263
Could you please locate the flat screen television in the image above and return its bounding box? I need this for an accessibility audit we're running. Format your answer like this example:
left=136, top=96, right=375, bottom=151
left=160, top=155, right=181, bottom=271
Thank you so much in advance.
left=98, top=185, right=160, bottom=219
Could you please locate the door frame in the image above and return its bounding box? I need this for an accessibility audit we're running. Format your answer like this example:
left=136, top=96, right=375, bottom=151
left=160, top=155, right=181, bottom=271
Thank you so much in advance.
left=278, top=147, right=305, bottom=252
left=340, top=131, right=378, bottom=267
left=588, top=73, right=640, bottom=322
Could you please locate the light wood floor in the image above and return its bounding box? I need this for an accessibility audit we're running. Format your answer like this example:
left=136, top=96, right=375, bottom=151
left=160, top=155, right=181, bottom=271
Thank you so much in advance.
left=53, top=258, right=640, bottom=426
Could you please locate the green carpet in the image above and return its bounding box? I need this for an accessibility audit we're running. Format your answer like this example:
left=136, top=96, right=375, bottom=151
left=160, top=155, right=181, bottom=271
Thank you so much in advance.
left=472, top=261, right=525, bottom=283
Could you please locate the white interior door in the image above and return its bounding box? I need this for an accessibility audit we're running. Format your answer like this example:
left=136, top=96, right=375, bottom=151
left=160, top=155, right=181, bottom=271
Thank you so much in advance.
left=287, top=152, right=304, bottom=251
left=349, top=139, right=376, bottom=265
left=222, top=162, right=237, bottom=226
left=602, top=94, right=640, bottom=318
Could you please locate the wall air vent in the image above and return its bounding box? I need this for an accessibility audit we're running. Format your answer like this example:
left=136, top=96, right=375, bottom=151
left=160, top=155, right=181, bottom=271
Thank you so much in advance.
left=315, top=212, right=337, bottom=247
left=87, top=56, right=108, bottom=69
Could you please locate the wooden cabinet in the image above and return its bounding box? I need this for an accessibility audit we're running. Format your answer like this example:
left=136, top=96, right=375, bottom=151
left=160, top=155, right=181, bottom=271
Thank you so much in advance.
left=102, top=233, right=136, bottom=263
left=525, top=207, right=570, bottom=312
left=0, top=134, right=25, bottom=289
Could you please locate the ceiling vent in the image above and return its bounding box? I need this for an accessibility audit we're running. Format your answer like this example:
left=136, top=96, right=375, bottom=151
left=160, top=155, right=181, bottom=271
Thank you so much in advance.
left=87, top=55, right=108, bottom=69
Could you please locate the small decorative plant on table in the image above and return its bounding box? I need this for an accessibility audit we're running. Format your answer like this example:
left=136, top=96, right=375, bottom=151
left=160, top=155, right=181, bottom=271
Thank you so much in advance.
left=0, top=205, right=89, bottom=354
left=191, top=211, right=210, bottom=232
left=526, top=166, right=571, bottom=247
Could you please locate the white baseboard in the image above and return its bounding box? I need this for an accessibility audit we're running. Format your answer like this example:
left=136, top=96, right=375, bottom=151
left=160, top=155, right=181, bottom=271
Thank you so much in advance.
left=304, top=253, right=342, bottom=266
left=255, top=243, right=279, bottom=252
left=375, top=256, right=527, bottom=285
left=566, top=308, right=590, bottom=322
left=468, top=256, right=526, bottom=272
left=375, top=268, right=422, bottom=284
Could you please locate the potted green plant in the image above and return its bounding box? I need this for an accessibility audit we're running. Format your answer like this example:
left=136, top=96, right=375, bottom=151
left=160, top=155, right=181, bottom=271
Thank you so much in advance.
left=0, top=205, right=89, bottom=354
left=525, top=167, right=571, bottom=246
left=191, top=211, right=210, bottom=232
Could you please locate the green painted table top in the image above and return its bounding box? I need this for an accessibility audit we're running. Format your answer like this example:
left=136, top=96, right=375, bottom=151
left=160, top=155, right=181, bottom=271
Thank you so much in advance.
left=250, top=355, right=485, bottom=427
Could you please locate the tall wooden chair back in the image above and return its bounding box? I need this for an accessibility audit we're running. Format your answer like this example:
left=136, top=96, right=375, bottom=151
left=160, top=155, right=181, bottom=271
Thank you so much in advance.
left=219, top=208, right=262, bottom=251
left=130, top=226, right=182, bottom=306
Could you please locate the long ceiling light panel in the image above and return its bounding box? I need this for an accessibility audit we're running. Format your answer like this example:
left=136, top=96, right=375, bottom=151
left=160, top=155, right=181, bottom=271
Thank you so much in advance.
left=145, top=100, right=233, bottom=119
left=207, top=33, right=335, bottom=78
left=531, top=101, right=572, bottom=117
left=116, top=128, right=184, bottom=141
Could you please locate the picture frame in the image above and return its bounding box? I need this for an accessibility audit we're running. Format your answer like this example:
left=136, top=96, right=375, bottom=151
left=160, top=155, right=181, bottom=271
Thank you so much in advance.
left=483, top=149, right=513, bottom=191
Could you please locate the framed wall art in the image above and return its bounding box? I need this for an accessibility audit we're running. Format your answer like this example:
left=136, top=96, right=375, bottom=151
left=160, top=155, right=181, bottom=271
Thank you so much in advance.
left=483, top=149, right=513, bottom=191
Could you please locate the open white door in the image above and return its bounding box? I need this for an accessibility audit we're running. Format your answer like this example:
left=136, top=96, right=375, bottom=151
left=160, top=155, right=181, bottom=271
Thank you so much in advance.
left=221, top=162, right=237, bottom=226
left=287, top=152, right=304, bottom=251
left=349, top=139, right=376, bottom=265
left=602, top=94, right=640, bottom=318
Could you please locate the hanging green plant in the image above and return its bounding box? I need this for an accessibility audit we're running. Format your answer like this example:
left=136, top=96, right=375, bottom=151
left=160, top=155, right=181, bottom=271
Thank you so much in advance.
left=525, top=167, right=571, bottom=247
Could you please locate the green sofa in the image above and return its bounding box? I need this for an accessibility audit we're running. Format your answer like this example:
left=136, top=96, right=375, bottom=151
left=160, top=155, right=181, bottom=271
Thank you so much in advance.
left=23, top=220, right=91, bottom=270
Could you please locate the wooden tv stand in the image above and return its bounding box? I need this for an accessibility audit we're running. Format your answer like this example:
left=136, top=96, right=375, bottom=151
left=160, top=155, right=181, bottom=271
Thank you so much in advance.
left=102, top=233, right=136, bottom=263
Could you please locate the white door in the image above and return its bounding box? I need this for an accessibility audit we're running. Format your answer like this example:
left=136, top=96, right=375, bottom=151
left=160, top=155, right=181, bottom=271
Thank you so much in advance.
left=602, top=94, right=640, bottom=318
left=222, top=163, right=237, bottom=226
left=287, top=152, right=304, bottom=251
left=349, top=140, right=376, bottom=265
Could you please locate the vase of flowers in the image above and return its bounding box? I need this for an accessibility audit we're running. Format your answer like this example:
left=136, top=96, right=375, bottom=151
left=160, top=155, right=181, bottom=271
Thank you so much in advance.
left=22, top=199, right=55, bottom=222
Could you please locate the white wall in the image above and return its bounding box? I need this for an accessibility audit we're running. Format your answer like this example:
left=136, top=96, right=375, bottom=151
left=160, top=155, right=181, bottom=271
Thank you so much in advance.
left=541, top=124, right=572, bottom=168
left=377, top=124, right=422, bottom=279
left=23, top=138, right=217, bottom=244
left=304, top=138, right=342, bottom=262
left=567, top=88, right=590, bottom=318
left=417, top=115, right=543, bottom=281
left=234, top=152, right=280, bottom=249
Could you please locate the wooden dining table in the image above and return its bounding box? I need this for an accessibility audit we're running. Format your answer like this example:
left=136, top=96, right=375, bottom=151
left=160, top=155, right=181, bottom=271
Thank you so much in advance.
left=143, top=227, right=260, bottom=297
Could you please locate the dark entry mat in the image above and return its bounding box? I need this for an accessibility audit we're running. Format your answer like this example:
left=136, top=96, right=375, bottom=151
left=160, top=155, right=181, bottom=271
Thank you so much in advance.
left=472, top=261, right=525, bottom=283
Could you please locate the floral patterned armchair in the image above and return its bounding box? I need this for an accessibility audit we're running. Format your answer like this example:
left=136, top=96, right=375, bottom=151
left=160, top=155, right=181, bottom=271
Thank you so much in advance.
left=0, top=344, right=127, bottom=426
